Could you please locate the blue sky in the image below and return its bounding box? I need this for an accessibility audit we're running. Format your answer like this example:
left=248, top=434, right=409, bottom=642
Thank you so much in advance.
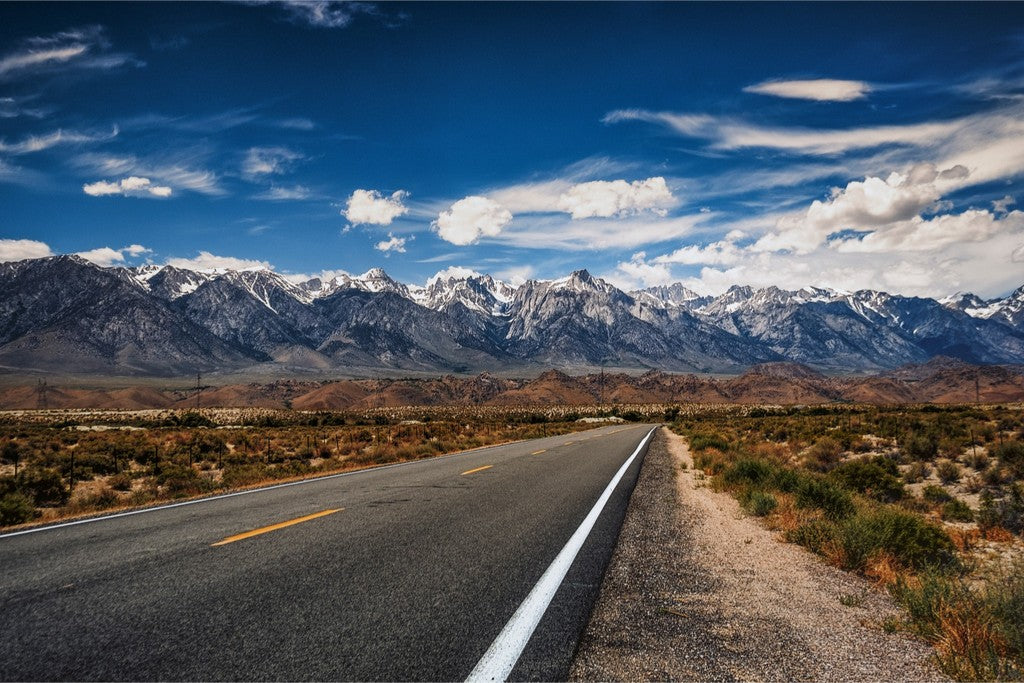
left=2, top=1, right=1024, bottom=297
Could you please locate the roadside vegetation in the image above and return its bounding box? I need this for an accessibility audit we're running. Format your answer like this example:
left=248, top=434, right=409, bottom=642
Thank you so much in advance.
left=674, top=403, right=1024, bottom=680
left=0, top=405, right=654, bottom=529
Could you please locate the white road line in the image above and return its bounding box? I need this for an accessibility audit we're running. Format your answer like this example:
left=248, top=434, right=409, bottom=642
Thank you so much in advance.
left=466, top=426, right=657, bottom=683
left=0, top=424, right=631, bottom=540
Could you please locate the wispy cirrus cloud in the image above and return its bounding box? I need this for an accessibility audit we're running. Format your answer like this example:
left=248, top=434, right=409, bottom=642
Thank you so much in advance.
left=242, top=146, right=304, bottom=179
left=253, top=184, right=311, bottom=201
left=74, top=152, right=225, bottom=196
left=0, top=126, right=118, bottom=155
left=0, top=26, right=142, bottom=81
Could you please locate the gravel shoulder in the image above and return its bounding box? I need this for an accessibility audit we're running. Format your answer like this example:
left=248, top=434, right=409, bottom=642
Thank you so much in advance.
left=570, top=426, right=947, bottom=682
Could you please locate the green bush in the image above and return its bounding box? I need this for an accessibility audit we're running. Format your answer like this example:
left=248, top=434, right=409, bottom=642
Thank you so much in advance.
left=0, top=492, right=36, bottom=526
left=723, top=459, right=776, bottom=488
left=904, top=434, right=939, bottom=461
left=936, top=458, right=962, bottom=484
left=992, top=440, right=1024, bottom=478
left=922, top=484, right=954, bottom=503
left=17, top=468, right=68, bottom=506
left=741, top=489, right=778, bottom=517
left=830, top=458, right=905, bottom=503
left=977, top=485, right=1024, bottom=535
left=941, top=499, right=974, bottom=522
left=839, top=507, right=955, bottom=572
left=689, top=433, right=729, bottom=452
left=786, top=519, right=839, bottom=555
left=796, top=477, right=856, bottom=520
left=804, top=437, right=843, bottom=472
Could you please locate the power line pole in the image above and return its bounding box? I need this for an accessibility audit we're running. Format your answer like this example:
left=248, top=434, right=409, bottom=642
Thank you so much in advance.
left=195, top=372, right=202, bottom=411
left=36, top=379, right=48, bottom=410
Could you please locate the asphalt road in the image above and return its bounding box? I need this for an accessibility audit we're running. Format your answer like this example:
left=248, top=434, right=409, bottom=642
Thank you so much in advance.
left=0, top=423, right=656, bottom=682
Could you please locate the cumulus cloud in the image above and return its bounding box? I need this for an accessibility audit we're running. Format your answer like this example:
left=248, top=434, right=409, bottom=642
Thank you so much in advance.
left=74, top=245, right=149, bottom=267
left=994, top=195, right=1016, bottom=214
left=343, top=189, right=409, bottom=226
left=753, top=164, right=969, bottom=254
left=652, top=236, right=744, bottom=266
left=433, top=196, right=513, bottom=245
left=0, top=238, right=53, bottom=262
left=83, top=176, right=172, bottom=198
left=242, top=146, right=303, bottom=178
left=832, top=209, right=1021, bottom=254
left=374, top=233, right=408, bottom=254
left=165, top=251, right=272, bottom=272
left=556, top=177, right=675, bottom=219
left=744, top=78, right=872, bottom=102
left=606, top=252, right=676, bottom=290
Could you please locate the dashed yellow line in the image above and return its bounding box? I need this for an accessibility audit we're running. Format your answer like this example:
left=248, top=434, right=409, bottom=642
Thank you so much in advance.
left=531, top=449, right=547, bottom=455
left=461, top=465, right=493, bottom=476
left=211, top=508, right=342, bottom=546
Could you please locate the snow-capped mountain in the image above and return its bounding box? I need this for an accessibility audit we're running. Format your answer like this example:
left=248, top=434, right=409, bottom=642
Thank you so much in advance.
left=2, top=255, right=1023, bottom=376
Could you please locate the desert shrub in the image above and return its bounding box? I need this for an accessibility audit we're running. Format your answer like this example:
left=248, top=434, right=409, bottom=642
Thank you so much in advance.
left=966, top=450, right=990, bottom=471
left=156, top=464, right=212, bottom=497
left=796, top=477, right=856, bottom=520
left=722, top=458, right=776, bottom=488
left=923, top=485, right=955, bottom=504
left=892, top=570, right=1022, bottom=680
left=992, top=440, right=1024, bottom=478
left=977, top=485, right=1024, bottom=535
left=904, top=434, right=939, bottom=461
left=68, top=486, right=120, bottom=512
left=17, top=468, right=68, bottom=506
left=904, top=461, right=931, bottom=483
left=108, top=473, right=133, bottom=491
left=0, top=492, right=36, bottom=526
left=689, top=433, right=729, bottom=452
left=771, top=467, right=802, bottom=493
left=804, top=437, right=843, bottom=472
left=786, top=519, right=839, bottom=555
left=942, top=499, right=974, bottom=522
left=936, top=459, right=962, bottom=484
left=740, top=489, right=778, bottom=517
left=830, top=458, right=905, bottom=503
left=839, top=507, right=955, bottom=572
left=983, top=465, right=1008, bottom=487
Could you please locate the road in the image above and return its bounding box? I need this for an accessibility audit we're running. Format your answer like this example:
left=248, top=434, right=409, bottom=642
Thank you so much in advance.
left=0, top=423, right=656, bottom=682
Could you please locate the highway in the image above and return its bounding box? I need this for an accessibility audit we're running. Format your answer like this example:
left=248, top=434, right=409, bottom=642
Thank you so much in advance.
left=0, top=424, right=656, bottom=682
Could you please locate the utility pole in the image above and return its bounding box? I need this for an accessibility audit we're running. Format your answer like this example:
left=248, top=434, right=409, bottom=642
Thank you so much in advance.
left=195, top=372, right=202, bottom=411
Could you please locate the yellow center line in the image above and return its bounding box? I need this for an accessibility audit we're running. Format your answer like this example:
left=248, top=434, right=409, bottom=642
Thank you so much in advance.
left=211, top=508, right=342, bottom=547
left=461, top=465, right=493, bottom=476
left=531, top=449, right=547, bottom=455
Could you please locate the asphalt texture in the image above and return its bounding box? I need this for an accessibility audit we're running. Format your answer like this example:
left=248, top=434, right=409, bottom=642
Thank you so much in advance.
left=0, top=424, right=655, bottom=682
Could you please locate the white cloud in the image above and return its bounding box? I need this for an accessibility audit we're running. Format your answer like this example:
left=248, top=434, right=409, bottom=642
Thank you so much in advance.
left=0, top=126, right=119, bottom=155
left=83, top=176, right=172, bottom=198
left=492, top=213, right=702, bottom=251
left=556, top=177, right=675, bottom=219
left=344, top=189, right=409, bottom=226
left=652, top=238, right=744, bottom=266
left=165, top=251, right=272, bottom=272
left=994, top=195, right=1016, bottom=214
left=604, top=108, right=963, bottom=155
left=605, top=252, right=676, bottom=290
left=255, top=185, right=311, bottom=201
left=433, top=196, right=512, bottom=245
left=0, top=238, right=53, bottom=262
left=374, top=233, right=408, bottom=254
left=75, top=244, right=152, bottom=267
left=74, top=152, right=224, bottom=196
left=492, top=264, right=535, bottom=287
left=832, top=209, right=1022, bottom=254
left=242, top=146, right=303, bottom=178
left=0, top=26, right=140, bottom=80
left=753, top=164, right=969, bottom=254
left=275, top=0, right=380, bottom=28
left=744, top=79, right=872, bottom=102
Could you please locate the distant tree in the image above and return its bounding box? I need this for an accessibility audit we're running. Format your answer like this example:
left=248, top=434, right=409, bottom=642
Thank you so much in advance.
left=1, top=441, right=21, bottom=476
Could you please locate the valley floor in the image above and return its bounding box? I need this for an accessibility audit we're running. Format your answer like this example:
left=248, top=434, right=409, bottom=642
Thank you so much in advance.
left=570, top=428, right=945, bottom=681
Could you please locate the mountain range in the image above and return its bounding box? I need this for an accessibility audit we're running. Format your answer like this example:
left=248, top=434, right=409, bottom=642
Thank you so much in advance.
left=1, top=255, right=1023, bottom=377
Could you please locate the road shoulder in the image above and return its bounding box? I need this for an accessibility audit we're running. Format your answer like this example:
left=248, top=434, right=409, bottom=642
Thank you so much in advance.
left=570, top=426, right=946, bottom=681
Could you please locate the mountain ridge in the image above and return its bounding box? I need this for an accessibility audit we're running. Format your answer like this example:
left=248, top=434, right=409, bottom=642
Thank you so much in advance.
left=1, top=256, right=1023, bottom=377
